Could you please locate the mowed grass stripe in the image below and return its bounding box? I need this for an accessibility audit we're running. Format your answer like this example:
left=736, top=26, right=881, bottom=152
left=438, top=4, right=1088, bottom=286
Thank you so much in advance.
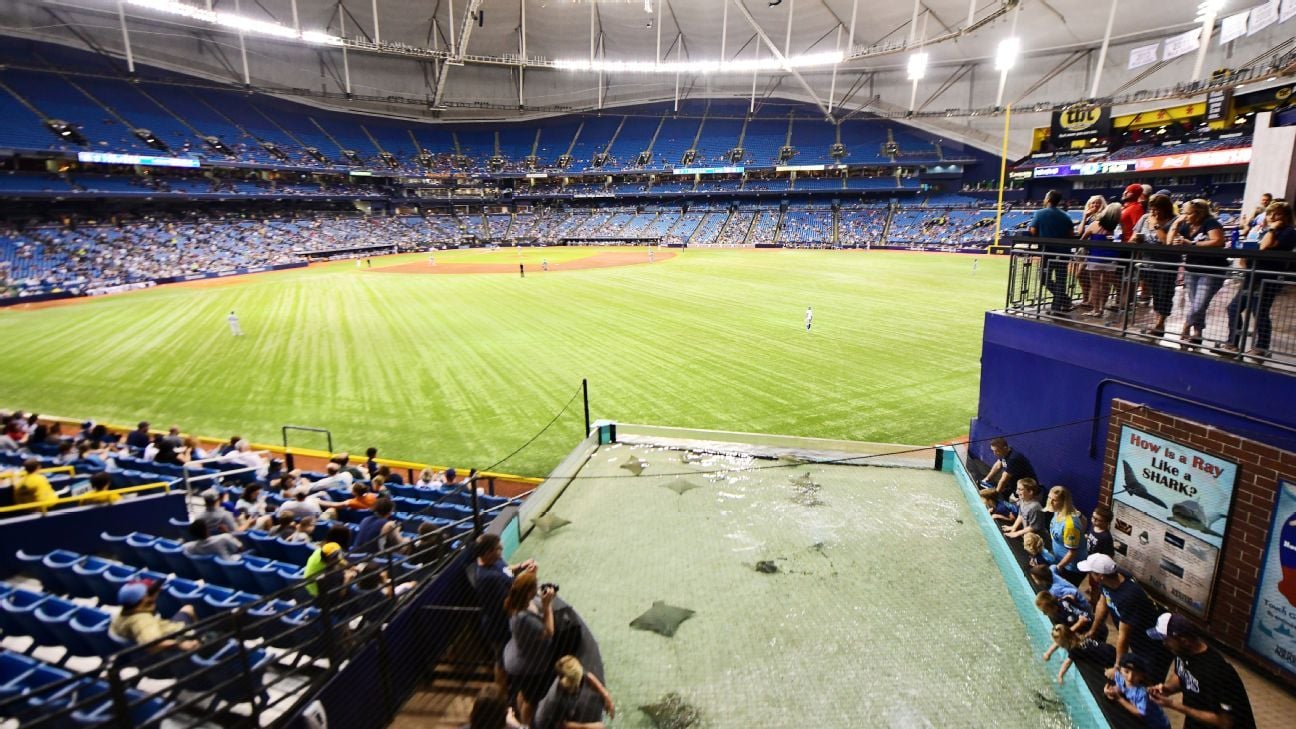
left=0, top=249, right=1005, bottom=475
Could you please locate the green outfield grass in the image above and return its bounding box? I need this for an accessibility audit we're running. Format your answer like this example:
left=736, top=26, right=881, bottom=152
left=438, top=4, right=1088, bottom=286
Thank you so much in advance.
left=0, top=248, right=1006, bottom=476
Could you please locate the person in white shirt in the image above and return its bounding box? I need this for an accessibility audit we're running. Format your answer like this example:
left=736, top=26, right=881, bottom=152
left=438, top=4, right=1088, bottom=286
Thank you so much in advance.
left=223, top=439, right=268, bottom=479
left=805, top=306, right=813, bottom=331
left=305, top=462, right=355, bottom=493
left=227, top=310, right=243, bottom=336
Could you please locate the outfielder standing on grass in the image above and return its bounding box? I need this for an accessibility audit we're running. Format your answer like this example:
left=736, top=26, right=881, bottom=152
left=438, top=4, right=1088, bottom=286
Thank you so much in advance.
left=805, top=306, right=813, bottom=331
left=227, top=310, right=243, bottom=337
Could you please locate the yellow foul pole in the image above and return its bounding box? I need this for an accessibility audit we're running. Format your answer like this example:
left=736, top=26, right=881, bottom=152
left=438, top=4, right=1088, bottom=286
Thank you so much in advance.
left=992, top=104, right=1012, bottom=250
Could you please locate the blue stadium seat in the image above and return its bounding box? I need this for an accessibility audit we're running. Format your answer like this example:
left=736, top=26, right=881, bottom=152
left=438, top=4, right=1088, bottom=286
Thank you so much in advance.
left=276, top=539, right=313, bottom=567
left=151, top=538, right=189, bottom=576
left=191, top=584, right=237, bottom=619
left=27, top=595, right=79, bottom=649
left=243, top=599, right=297, bottom=641
left=122, top=533, right=162, bottom=570
left=188, top=551, right=226, bottom=584
left=0, top=588, right=48, bottom=639
left=187, top=639, right=271, bottom=708
left=69, top=557, right=118, bottom=600
left=0, top=652, right=69, bottom=719
left=67, top=609, right=131, bottom=657
left=156, top=578, right=203, bottom=618
left=38, top=550, right=84, bottom=596
left=98, top=532, right=131, bottom=562
left=245, top=530, right=281, bottom=561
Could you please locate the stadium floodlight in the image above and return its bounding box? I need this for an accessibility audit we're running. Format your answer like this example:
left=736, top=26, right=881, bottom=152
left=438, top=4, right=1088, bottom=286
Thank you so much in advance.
left=555, top=50, right=844, bottom=75
left=906, top=52, right=928, bottom=81
left=994, top=37, right=1020, bottom=71
left=1195, top=0, right=1226, bottom=22
left=122, top=0, right=343, bottom=45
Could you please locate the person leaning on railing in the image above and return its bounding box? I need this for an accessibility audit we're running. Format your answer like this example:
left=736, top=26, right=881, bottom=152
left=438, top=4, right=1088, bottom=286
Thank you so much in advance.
left=1223, top=200, right=1296, bottom=358
left=1131, top=194, right=1181, bottom=338
left=14, top=459, right=57, bottom=511
left=1170, top=200, right=1227, bottom=347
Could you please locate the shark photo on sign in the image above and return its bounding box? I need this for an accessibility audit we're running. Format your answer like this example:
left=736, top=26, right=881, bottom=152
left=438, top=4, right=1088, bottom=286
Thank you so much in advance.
left=1112, top=425, right=1237, bottom=549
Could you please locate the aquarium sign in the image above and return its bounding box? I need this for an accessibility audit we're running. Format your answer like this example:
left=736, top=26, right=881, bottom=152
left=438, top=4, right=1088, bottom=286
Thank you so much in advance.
left=1109, top=425, right=1238, bottom=618
left=1248, top=480, right=1296, bottom=678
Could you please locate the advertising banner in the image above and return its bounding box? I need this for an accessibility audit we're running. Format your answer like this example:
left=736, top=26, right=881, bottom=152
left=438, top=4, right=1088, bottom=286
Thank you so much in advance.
left=1249, top=1, right=1279, bottom=34
left=1220, top=11, right=1249, bottom=44
left=1050, top=105, right=1111, bottom=142
left=1109, top=425, right=1238, bottom=617
left=1163, top=28, right=1201, bottom=61
left=1128, top=43, right=1160, bottom=70
left=1248, top=480, right=1296, bottom=677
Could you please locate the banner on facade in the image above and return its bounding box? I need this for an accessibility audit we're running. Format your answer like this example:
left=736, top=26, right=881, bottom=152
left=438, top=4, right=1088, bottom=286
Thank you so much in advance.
left=1247, top=480, right=1296, bottom=678
left=1128, top=43, right=1160, bottom=70
left=1050, top=104, right=1111, bottom=142
left=1163, top=29, right=1202, bottom=61
left=1109, top=425, right=1238, bottom=617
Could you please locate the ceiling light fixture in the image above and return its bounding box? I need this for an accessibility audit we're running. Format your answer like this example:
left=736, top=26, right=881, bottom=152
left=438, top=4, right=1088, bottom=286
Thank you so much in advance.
left=995, top=37, right=1020, bottom=71
left=122, top=0, right=341, bottom=45
left=907, top=53, right=928, bottom=81
left=555, top=50, right=844, bottom=74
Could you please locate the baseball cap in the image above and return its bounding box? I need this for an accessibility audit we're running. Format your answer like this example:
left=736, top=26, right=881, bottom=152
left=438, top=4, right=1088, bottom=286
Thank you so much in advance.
left=117, top=579, right=160, bottom=606
left=1147, top=612, right=1200, bottom=640
left=320, top=542, right=342, bottom=559
left=1120, top=653, right=1150, bottom=674
left=444, top=468, right=456, bottom=481
left=1123, top=183, right=1143, bottom=201
left=1076, top=553, right=1118, bottom=575
left=1154, top=189, right=1172, bottom=198
left=201, top=488, right=220, bottom=503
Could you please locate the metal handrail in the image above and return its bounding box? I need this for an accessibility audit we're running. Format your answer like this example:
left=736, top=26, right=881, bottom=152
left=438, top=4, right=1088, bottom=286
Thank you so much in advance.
left=0, top=480, right=171, bottom=514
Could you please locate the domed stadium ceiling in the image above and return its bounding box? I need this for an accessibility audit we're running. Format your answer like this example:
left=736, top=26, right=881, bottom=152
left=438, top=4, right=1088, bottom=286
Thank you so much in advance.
left=1, top=0, right=1293, bottom=154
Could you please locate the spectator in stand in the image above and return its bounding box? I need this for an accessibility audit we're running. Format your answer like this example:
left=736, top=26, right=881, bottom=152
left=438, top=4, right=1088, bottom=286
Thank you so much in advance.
left=1117, top=184, right=1146, bottom=311
left=1239, top=192, right=1273, bottom=241
left=321, top=482, right=378, bottom=520
left=303, top=541, right=356, bottom=608
left=1074, top=195, right=1107, bottom=307
left=353, top=497, right=406, bottom=553
left=125, top=421, right=151, bottom=451
left=1045, top=485, right=1089, bottom=581
left=532, top=655, right=615, bottom=729
left=415, top=468, right=444, bottom=488
left=376, top=464, right=404, bottom=485
left=111, top=580, right=200, bottom=653
left=75, top=442, right=108, bottom=471
left=1022, top=532, right=1057, bottom=567
left=1087, top=503, right=1115, bottom=558
left=1028, top=564, right=1091, bottom=612
left=276, top=486, right=324, bottom=520
left=307, top=462, right=355, bottom=493
left=1081, top=203, right=1124, bottom=318
left=196, top=488, right=240, bottom=534
left=365, top=447, right=380, bottom=478
left=1034, top=590, right=1101, bottom=640
left=977, top=437, right=1036, bottom=517
left=183, top=519, right=243, bottom=558
left=80, top=472, right=119, bottom=505
left=466, top=684, right=525, bottom=729
left=15, top=459, right=57, bottom=511
left=1000, top=478, right=1049, bottom=539
left=1171, top=199, right=1227, bottom=348
left=1028, top=190, right=1075, bottom=313
left=1134, top=194, right=1180, bottom=338
left=180, top=437, right=208, bottom=463
left=223, top=439, right=269, bottom=478
left=1105, top=653, right=1172, bottom=729
left=504, top=572, right=558, bottom=723
left=234, top=484, right=271, bottom=529
left=1147, top=613, right=1256, bottom=729
left=473, top=533, right=537, bottom=688
left=162, top=426, right=183, bottom=449
left=1224, top=201, right=1295, bottom=358
left=1043, top=622, right=1116, bottom=685
left=1078, top=553, right=1173, bottom=683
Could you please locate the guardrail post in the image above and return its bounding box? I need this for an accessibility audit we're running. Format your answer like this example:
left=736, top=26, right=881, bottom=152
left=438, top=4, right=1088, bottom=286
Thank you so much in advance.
left=232, top=609, right=263, bottom=722
left=107, top=659, right=133, bottom=729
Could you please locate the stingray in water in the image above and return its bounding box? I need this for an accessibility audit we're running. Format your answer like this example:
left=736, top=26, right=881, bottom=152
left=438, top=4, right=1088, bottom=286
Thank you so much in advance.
left=754, top=560, right=779, bottom=574
left=639, top=692, right=701, bottom=729
left=630, top=601, right=695, bottom=638
left=660, top=478, right=701, bottom=496
left=620, top=456, right=647, bottom=476
left=1119, top=461, right=1169, bottom=509
left=530, top=513, right=570, bottom=535
left=1168, top=499, right=1225, bottom=537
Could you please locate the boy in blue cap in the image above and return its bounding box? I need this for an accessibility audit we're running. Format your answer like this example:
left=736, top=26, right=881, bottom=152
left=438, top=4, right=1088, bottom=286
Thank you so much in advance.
left=110, top=580, right=200, bottom=653
left=1105, top=653, right=1170, bottom=729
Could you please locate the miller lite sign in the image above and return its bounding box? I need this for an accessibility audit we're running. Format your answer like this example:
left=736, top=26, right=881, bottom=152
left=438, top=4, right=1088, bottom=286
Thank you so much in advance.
left=1050, top=104, right=1112, bottom=142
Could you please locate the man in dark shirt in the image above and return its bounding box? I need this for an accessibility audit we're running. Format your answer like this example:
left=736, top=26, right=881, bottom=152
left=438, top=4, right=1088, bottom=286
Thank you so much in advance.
left=125, top=421, right=151, bottom=451
left=353, top=497, right=405, bottom=553
left=978, top=438, right=1037, bottom=514
left=472, top=533, right=536, bottom=687
left=1079, top=553, right=1173, bottom=682
left=1147, top=613, right=1255, bottom=729
left=1029, top=190, right=1076, bottom=312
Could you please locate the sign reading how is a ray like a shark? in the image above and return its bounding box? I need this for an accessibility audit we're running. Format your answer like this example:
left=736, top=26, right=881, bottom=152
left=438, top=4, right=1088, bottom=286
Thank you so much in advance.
left=1114, top=426, right=1237, bottom=548
left=1109, top=425, right=1238, bottom=618
left=1246, top=480, right=1296, bottom=678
